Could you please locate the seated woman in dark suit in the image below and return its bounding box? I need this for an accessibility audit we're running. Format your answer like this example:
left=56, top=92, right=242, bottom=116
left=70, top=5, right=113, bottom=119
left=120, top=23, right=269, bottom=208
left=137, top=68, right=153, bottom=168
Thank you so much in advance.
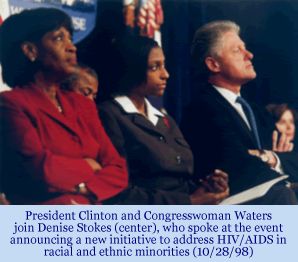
left=99, top=35, right=229, bottom=205
left=0, top=8, right=128, bottom=204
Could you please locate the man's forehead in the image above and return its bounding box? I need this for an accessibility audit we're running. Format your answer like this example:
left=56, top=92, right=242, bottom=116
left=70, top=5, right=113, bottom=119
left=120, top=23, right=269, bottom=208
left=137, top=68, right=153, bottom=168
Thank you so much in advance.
left=221, top=31, right=245, bottom=46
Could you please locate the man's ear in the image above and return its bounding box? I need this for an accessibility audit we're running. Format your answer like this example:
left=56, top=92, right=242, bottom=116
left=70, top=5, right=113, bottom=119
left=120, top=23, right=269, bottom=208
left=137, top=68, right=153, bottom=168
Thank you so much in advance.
left=205, top=56, right=221, bottom=73
left=21, top=42, right=38, bottom=62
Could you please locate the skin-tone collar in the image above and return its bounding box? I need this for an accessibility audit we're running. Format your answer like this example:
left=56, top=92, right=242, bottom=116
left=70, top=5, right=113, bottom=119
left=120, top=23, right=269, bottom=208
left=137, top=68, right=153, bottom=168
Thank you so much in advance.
left=128, top=91, right=147, bottom=116
left=34, top=72, right=60, bottom=98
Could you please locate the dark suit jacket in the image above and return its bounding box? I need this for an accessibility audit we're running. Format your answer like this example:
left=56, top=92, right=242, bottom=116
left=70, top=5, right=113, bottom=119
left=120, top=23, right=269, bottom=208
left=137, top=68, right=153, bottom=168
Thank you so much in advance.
left=99, top=99, right=196, bottom=204
left=181, top=84, right=298, bottom=194
left=0, top=85, right=128, bottom=204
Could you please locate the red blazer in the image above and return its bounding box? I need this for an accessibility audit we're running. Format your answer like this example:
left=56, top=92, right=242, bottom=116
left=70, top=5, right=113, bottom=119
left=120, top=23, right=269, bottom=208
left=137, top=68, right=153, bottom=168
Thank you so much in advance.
left=0, top=84, right=128, bottom=204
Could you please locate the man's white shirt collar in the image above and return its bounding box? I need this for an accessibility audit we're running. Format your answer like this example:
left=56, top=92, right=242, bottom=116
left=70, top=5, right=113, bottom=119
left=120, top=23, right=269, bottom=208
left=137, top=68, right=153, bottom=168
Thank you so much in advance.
left=114, top=96, right=164, bottom=126
left=213, top=85, right=240, bottom=106
left=213, top=85, right=251, bottom=129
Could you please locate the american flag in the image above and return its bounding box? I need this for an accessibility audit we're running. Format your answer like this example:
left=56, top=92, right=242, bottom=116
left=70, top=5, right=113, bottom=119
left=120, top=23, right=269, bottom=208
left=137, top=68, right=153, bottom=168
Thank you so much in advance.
left=123, top=0, right=164, bottom=45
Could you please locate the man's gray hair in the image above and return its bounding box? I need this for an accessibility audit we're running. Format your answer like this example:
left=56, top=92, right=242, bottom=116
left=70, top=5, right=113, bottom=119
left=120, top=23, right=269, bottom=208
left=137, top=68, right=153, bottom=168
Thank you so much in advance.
left=191, top=20, right=240, bottom=78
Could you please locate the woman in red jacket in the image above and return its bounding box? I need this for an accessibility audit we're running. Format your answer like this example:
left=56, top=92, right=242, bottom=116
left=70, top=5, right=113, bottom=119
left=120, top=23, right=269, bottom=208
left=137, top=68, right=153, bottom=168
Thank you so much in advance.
left=0, top=8, right=128, bottom=204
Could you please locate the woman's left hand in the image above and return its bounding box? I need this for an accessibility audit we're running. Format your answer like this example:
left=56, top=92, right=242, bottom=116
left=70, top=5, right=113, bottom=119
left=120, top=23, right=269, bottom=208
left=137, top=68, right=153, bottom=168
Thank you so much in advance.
left=202, top=169, right=229, bottom=193
left=84, top=158, right=103, bottom=172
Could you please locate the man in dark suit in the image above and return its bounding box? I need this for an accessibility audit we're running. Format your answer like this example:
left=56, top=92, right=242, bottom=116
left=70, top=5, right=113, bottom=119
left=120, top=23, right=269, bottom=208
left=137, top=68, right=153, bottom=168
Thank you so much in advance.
left=181, top=20, right=297, bottom=204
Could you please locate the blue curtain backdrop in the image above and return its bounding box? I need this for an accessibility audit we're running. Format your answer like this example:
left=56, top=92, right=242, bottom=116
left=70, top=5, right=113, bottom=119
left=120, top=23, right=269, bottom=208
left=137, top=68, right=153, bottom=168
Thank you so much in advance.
left=78, top=0, right=298, bottom=123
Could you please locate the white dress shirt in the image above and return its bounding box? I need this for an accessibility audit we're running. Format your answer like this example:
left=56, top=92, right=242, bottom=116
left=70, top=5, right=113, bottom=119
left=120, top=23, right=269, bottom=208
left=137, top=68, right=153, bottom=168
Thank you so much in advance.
left=213, top=85, right=252, bottom=129
left=114, top=96, right=164, bottom=126
left=213, top=86, right=284, bottom=174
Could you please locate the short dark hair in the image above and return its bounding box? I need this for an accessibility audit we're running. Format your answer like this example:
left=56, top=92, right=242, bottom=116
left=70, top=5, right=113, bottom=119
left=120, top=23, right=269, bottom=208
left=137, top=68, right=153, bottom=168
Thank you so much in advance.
left=79, top=63, right=98, bottom=81
left=61, top=63, right=98, bottom=91
left=266, top=103, right=297, bottom=122
left=109, top=34, right=159, bottom=96
left=0, top=8, right=73, bottom=87
left=191, top=20, right=240, bottom=80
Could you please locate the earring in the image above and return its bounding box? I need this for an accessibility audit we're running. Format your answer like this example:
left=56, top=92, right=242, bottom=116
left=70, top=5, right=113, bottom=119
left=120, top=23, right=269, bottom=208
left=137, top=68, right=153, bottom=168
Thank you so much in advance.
left=30, top=56, right=36, bottom=62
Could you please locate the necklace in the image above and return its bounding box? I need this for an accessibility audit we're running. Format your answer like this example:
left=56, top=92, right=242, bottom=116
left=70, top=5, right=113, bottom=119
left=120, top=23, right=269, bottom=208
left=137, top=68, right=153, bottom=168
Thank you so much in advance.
left=39, top=84, right=63, bottom=113
left=52, top=97, right=63, bottom=113
left=56, top=104, right=63, bottom=113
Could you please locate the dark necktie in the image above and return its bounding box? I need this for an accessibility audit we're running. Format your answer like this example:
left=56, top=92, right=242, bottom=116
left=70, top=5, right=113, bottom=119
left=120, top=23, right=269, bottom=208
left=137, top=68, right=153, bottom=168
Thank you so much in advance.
left=236, top=96, right=262, bottom=149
